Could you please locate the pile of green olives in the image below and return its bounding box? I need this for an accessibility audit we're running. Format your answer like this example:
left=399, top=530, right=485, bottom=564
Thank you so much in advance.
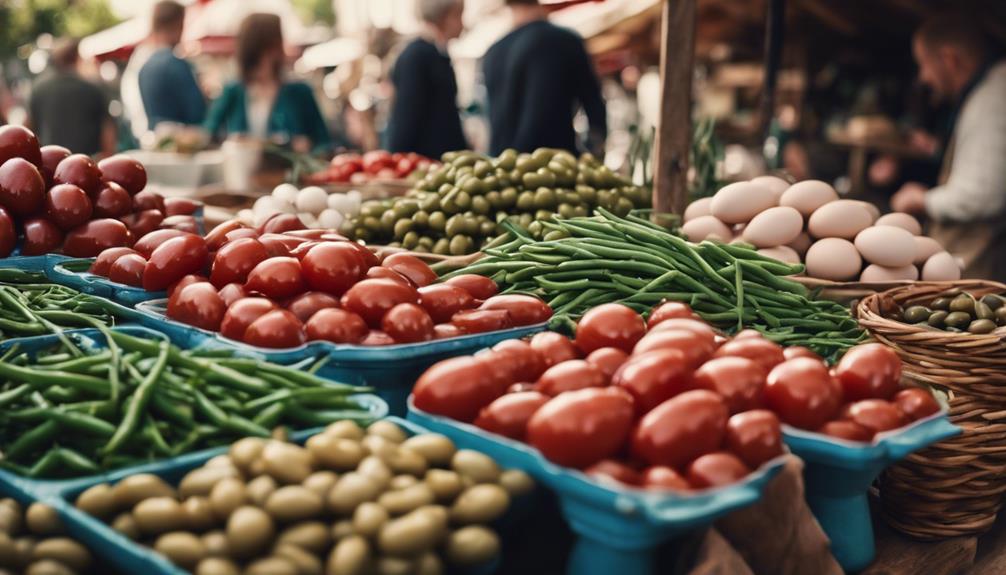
left=889, top=289, right=1006, bottom=334
left=341, top=148, right=651, bottom=255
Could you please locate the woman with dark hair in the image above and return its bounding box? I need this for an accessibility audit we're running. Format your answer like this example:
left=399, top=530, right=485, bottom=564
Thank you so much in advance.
left=204, top=13, right=330, bottom=152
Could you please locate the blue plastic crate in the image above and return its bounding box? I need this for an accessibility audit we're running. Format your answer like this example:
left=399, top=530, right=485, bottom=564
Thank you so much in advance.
left=0, top=252, right=69, bottom=272
left=45, top=257, right=167, bottom=306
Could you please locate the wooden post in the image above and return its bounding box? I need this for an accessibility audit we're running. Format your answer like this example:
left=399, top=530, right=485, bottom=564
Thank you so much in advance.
left=652, top=0, right=696, bottom=216
left=760, top=0, right=785, bottom=138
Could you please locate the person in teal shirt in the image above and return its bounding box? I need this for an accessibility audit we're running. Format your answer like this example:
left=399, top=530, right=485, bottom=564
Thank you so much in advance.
left=204, top=13, right=330, bottom=153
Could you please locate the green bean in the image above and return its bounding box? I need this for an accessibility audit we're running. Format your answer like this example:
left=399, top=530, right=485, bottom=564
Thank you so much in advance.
left=56, top=447, right=101, bottom=475
left=0, top=384, right=31, bottom=407
left=0, top=361, right=109, bottom=396
left=5, top=420, right=60, bottom=461
left=103, top=339, right=169, bottom=455
left=252, top=402, right=285, bottom=428
left=27, top=447, right=63, bottom=477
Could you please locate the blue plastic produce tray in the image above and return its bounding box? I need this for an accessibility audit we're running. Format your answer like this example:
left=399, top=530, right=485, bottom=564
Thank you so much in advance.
left=408, top=398, right=787, bottom=575
left=45, top=257, right=166, bottom=306
left=0, top=252, right=70, bottom=272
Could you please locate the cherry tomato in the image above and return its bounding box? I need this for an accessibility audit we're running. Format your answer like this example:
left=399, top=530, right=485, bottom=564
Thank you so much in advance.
left=164, top=197, right=199, bottom=216
left=585, top=347, right=628, bottom=381
left=45, top=184, right=92, bottom=230
left=782, top=346, right=821, bottom=361
left=575, top=303, right=646, bottom=354
left=361, top=330, right=396, bottom=346
left=527, top=387, right=636, bottom=468
left=894, top=388, right=940, bottom=421
left=259, top=213, right=305, bottom=234
left=0, top=126, right=41, bottom=167
left=433, top=323, right=463, bottom=339
left=0, top=157, right=45, bottom=216
left=288, top=240, right=322, bottom=260
left=243, top=310, right=305, bottom=348
left=21, top=218, right=63, bottom=256
left=492, top=339, right=546, bottom=382
left=366, top=266, right=414, bottom=286
left=631, top=389, right=728, bottom=468
left=143, top=234, right=208, bottom=291
left=120, top=209, right=164, bottom=239
left=91, top=182, right=132, bottom=218
left=167, top=274, right=206, bottom=298
left=98, top=154, right=147, bottom=195
left=613, top=349, right=692, bottom=415
left=286, top=292, right=340, bottom=323
left=474, top=391, right=550, bottom=441
left=132, top=229, right=191, bottom=258
left=692, top=357, right=767, bottom=414
left=301, top=242, right=364, bottom=295
left=257, top=232, right=307, bottom=257
left=445, top=274, right=498, bottom=300
left=536, top=360, right=607, bottom=396
left=843, top=399, right=908, bottom=433
left=633, top=329, right=715, bottom=369
left=413, top=356, right=501, bottom=422
left=818, top=420, right=873, bottom=442
left=108, top=253, right=146, bottom=287
left=586, top=460, right=642, bottom=486
left=835, top=343, right=902, bottom=401
left=344, top=241, right=379, bottom=268
left=160, top=215, right=199, bottom=233
left=642, top=466, right=691, bottom=491
left=648, top=318, right=717, bottom=340
left=224, top=228, right=260, bottom=245
left=305, top=308, right=369, bottom=344
left=529, top=332, right=580, bottom=367
left=451, top=309, right=511, bottom=334
left=647, top=302, right=695, bottom=328
left=166, top=282, right=226, bottom=331
left=382, top=253, right=437, bottom=287
left=209, top=238, right=269, bottom=288
left=53, top=154, right=101, bottom=195
left=713, top=337, right=786, bottom=375
left=217, top=283, right=247, bottom=307
left=245, top=257, right=306, bottom=300
left=419, top=284, right=475, bottom=323
left=340, top=279, right=420, bottom=327
left=686, top=452, right=751, bottom=489
left=764, top=358, right=842, bottom=430
left=62, top=219, right=132, bottom=257
left=382, top=303, right=435, bottom=343
left=479, top=295, right=552, bottom=326
left=38, top=145, right=70, bottom=186
left=724, top=410, right=783, bottom=468
left=132, top=191, right=165, bottom=213
left=204, top=220, right=245, bottom=251
left=89, top=247, right=138, bottom=276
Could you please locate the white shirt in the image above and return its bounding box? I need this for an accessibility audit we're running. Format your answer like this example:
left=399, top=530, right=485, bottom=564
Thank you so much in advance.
left=121, top=43, right=155, bottom=140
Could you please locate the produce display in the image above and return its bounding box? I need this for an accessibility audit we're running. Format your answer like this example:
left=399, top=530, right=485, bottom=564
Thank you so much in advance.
left=682, top=178, right=962, bottom=282
left=0, top=125, right=200, bottom=257
left=0, top=499, right=102, bottom=574
left=302, top=151, right=437, bottom=185
left=0, top=268, right=123, bottom=339
left=75, top=420, right=532, bottom=574
left=0, top=328, right=374, bottom=478
left=340, top=148, right=651, bottom=254
left=444, top=208, right=865, bottom=360
left=884, top=287, right=1006, bottom=334
left=238, top=184, right=362, bottom=231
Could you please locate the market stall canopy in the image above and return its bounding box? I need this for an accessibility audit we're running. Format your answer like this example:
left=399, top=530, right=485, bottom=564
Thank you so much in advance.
left=295, top=37, right=367, bottom=72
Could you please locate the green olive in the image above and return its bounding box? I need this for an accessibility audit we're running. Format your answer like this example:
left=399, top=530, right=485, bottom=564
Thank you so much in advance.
left=444, top=215, right=464, bottom=237
left=484, top=191, right=502, bottom=210
left=496, top=149, right=517, bottom=170
left=557, top=203, right=576, bottom=219
left=614, top=197, right=635, bottom=217
left=417, top=236, right=434, bottom=249
left=975, top=300, right=995, bottom=320
left=433, top=238, right=450, bottom=255
left=968, top=319, right=998, bottom=334
left=949, top=294, right=975, bottom=314
left=515, top=191, right=535, bottom=212
left=411, top=210, right=429, bottom=229
left=543, top=230, right=568, bottom=241
left=941, top=288, right=963, bottom=297
left=454, top=191, right=472, bottom=211
left=995, top=306, right=1006, bottom=325
left=518, top=213, right=533, bottom=228
left=522, top=172, right=543, bottom=189
left=420, top=195, right=440, bottom=212
left=479, top=221, right=497, bottom=237
left=944, top=311, right=973, bottom=329
left=449, top=235, right=473, bottom=256
left=482, top=175, right=499, bottom=191
left=463, top=214, right=480, bottom=236
left=471, top=196, right=490, bottom=216
left=472, top=161, right=492, bottom=178
left=534, top=209, right=553, bottom=221
left=392, top=219, right=412, bottom=239
left=535, top=168, right=556, bottom=187
left=499, top=187, right=518, bottom=208
left=902, top=306, right=931, bottom=323
left=981, top=294, right=1005, bottom=311
left=527, top=221, right=543, bottom=236
left=927, top=310, right=948, bottom=328
left=515, top=155, right=537, bottom=173
left=531, top=148, right=554, bottom=165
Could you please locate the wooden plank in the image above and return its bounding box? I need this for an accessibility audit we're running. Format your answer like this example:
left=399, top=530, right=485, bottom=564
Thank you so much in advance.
left=864, top=517, right=976, bottom=575
left=651, top=0, right=695, bottom=216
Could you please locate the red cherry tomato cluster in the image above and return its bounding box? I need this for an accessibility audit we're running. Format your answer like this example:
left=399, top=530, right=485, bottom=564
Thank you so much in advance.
left=0, top=126, right=201, bottom=258
left=413, top=302, right=942, bottom=492
left=303, top=151, right=437, bottom=185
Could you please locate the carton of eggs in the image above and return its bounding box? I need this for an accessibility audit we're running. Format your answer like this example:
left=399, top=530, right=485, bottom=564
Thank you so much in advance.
left=239, top=184, right=362, bottom=229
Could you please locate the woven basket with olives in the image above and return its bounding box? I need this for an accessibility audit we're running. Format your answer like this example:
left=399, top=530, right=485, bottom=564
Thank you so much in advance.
left=889, top=288, right=1006, bottom=335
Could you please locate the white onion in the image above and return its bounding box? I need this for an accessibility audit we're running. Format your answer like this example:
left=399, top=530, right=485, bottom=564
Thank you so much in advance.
left=345, top=190, right=362, bottom=215
left=253, top=195, right=278, bottom=216
left=298, top=212, right=318, bottom=228
left=296, top=186, right=328, bottom=215
left=272, top=183, right=299, bottom=206
left=317, top=209, right=344, bottom=230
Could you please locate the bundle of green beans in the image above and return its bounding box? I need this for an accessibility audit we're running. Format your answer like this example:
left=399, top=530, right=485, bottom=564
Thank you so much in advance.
left=441, top=209, right=867, bottom=361
left=0, top=268, right=121, bottom=339
left=0, top=327, right=375, bottom=479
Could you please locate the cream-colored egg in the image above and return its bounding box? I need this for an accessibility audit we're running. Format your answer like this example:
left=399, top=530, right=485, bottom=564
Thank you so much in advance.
left=684, top=197, right=713, bottom=223
left=681, top=215, right=732, bottom=243
left=913, top=235, right=944, bottom=265
left=807, top=200, right=873, bottom=239
left=750, top=175, right=790, bottom=201
left=757, top=245, right=801, bottom=265
left=805, top=238, right=862, bottom=281
left=852, top=200, right=881, bottom=222
left=921, top=251, right=962, bottom=281
left=271, top=184, right=299, bottom=206
left=787, top=232, right=812, bottom=257
left=710, top=182, right=777, bottom=224
left=875, top=212, right=922, bottom=235
left=742, top=206, right=804, bottom=248
left=779, top=180, right=838, bottom=217
left=854, top=226, right=916, bottom=267
left=860, top=264, right=919, bottom=282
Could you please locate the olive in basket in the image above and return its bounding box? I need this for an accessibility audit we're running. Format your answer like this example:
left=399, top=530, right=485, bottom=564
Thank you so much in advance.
left=886, top=290, right=1006, bottom=334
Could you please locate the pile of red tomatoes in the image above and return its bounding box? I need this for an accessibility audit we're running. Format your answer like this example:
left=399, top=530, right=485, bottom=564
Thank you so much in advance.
left=0, top=125, right=199, bottom=257
left=303, top=151, right=436, bottom=185
left=412, top=302, right=941, bottom=492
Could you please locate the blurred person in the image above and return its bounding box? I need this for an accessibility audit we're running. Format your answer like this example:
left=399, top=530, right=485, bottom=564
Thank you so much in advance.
left=890, top=13, right=1006, bottom=281
left=386, top=0, right=467, bottom=157
left=28, top=38, right=114, bottom=156
left=204, top=13, right=330, bottom=153
left=483, top=0, right=606, bottom=155
left=138, top=0, right=205, bottom=131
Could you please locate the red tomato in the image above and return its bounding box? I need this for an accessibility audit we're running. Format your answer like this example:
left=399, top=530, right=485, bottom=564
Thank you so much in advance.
left=217, top=283, right=247, bottom=307
left=45, top=184, right=92, bottom=231
left=451, top=309, right=511, bottom=334
left=613, top=349, right=692, bottom=415
left=445, top=275, right=498, bottom=300
left=536, top=360, right=607, bottom=396
left=433, top=324, right=463, bottom=339
left=166, top=282, right=226, bottom=331
left=642, top=466, right=691, bottom=491
left=733, top=329, right=762, bottom=339
left=382, top=253, right=437, bottom=287
left=166, top=274, right=206, bottom=298
left=98, top=154, right=147, bottom=195
left=586, top=460, right=642, bottom=486
left=575, top=303, right=646, bottom=354
left=724, top=410, right=783, bottom=468
left=120, top=209, right=164, bottom=239
left=419, top=284, right=475, bottom=323
left=38, top=145, right=70, bottom=186
left=633, top=329, right=714, bottom=369
left=714, top=338, right=786, bottom=375
left=21, top=218, right=63, bottom=256
left=782, top=346, right=821, bottom=361
left=472, top=349, right=521, bottom=390
left=131, top=190, right=165, bottom=214
left=382, top=303, right=435, bottom=343
left=692, top=357, right=766, bottom=414
left=843, top=399, right=908, bottom=433
left=893, top=388, right=940, bottom=421
left=529, top=332, right=580, bottom=367
left=288, top=240, right=322, bottom=260
left=132, top=229, right=191, bottom=258
left=286, top=292, right=340, bottom=323
left=243, top=310, right=306, bottom=348
left=341, top=279, right=420, bottom=327
left=479, top=295, right=552, bottom=326
left=160, top=215, right=199, bottom=234
left=764, top=358, right=842, bottom=430
left=284, top=229, right=329, bottom=240
left=204, top=220, right=245, bottom=251
left=0, top=126, right=41, bottom=167
left=344, top=241, right=379, bottom=268
left=361, top=330, right=396, bottom=346
left=257, top=233, right=304, bottom=258
left=209, top=238, right=269, bottom=288
left=631, top=389, right=728, bottom=468
left=143, top=235, right=208, bottom=291
left=0, top=208, right=12, bottom=257
left=835, top=343, right=902, bottom=401
left=647, top=302, right=696, bottom=328
left=90, top=247, right=138, bottom=276
left=0, top=157, right=45, bottom=217
left=301, top=242, right=364, bottom=295
left=164, top=197, right=199, bottom=216
left=92, top=182, right=132, bottom=218
left=259, top=213, right=305, bottom=234
left=413, top=356, right=501, bottom=422
left=585, top=347, right=628, bottom=381
left=818, top=420, right=873, bottom=442
left=366, top=266, right=414, bottom=286
left=224, top=228, right=260, bottom=244
left=474, top=391, right=550, bottom=441
left=492, top=339, right=546, bottom=382
left=108, top=253, right=146, bottom=287
left=527, top=387, right=636, bottom=468
left=686, top=452, right=751, bottom=489
left=245, top=257, right=306, bottom=300
left=62, top=219, right=132, bottom=257
left=306, top=308, right=369, bottom=344
left=53, top=154, right=101, bottom=195
left=507, top=382, right=536, bottom=393
left=648, top=318, right=717, bottom=339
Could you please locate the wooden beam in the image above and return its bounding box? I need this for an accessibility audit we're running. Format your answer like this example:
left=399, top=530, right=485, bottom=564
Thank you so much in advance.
left=759, top=0, right=785, bottom=138
left=652, top=0, right=696, bottom=216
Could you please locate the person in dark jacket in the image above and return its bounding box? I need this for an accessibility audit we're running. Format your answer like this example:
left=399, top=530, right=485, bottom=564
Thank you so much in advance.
left=386, top=0, right=468, bottom=158
left=483, top=0, right=606, bottom=155
left=138, top=1, right=206, bottom=131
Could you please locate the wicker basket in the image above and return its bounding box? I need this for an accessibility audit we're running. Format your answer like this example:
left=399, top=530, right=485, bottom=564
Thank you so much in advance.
left=857, top=280, right=1006, bottom=539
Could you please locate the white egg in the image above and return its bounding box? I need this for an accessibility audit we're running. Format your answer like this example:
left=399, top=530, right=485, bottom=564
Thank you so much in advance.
left=296, top=186, right=329, bottom=215
left=853, top=201, right=881, bottom=223
left=742, top=206, right=804, bottom=248
left=328, top=193, right=353, bottom=214
left=805, top=238, right=863, bottom=281
left=710, top=181, right=777, bottom=224
left=272, top=183, right=299, bottom=205
left=317, top=209, right=345, bottom=230
left=854, top=226, right=916, bottom=267
left=684, top=197, right=713, bottom=223
left=345, top=190, right=363, bottom=215
left=921, top=251, right=962, bottom=281
left=253, top=195, right=278, bottom=215
left=237, top=209, right=256, bottom=226
left=757, top=245, right=801, bottom=265
left=860, top=264, right=919, bottom=282
left=750, top=175, right=791, bottom=201
left=681, top=215, right=733, bottom=243
left=912, top=235, right=944, bottom=265
left=779, top=180, right=838, bottom=217
left=788, top=232, right=813, bottom=257
left=875, top=212, right=922, bottom=235
left=807, top=200, right=873, bottom=239
left=298, top=213, right=318, bottom=228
